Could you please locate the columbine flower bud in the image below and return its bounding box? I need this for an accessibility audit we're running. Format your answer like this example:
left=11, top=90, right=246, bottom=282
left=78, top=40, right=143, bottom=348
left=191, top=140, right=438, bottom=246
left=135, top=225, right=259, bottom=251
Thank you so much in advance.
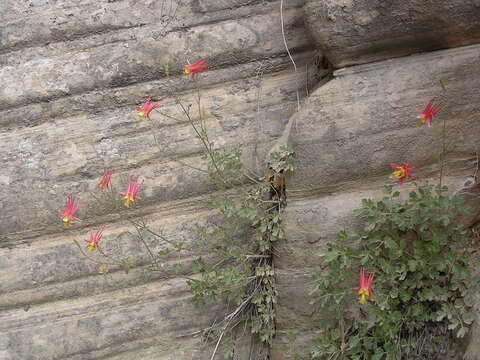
left=184, top=59, right=209, bottom=78
left=59, top=195, right=81, bottom=227
left=417, top=99, right=440, bottom=127
left=98, top=168, right=113, bottom=191
left=120, top=177, right=142, bottom=208
left=136, top=97, right=159, bottom=119
left=85, top=227, right=105, bottom=251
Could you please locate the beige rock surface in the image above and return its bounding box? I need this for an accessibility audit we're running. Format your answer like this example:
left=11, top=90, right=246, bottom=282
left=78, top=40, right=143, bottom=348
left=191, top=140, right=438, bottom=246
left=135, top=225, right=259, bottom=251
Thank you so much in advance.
left=304, top=0, right=480, bottom=67
left=0, top=0, right=319, bottom=358
left=273, top=44, right=480, bottom=358
left=2, top=0, right=480, bottom=359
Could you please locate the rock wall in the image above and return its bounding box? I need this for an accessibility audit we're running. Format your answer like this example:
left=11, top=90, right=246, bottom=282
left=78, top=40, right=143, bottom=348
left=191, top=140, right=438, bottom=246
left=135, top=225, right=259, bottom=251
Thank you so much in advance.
left=0, top=0, right=317, bottom=359
left=1, top=0, right=479, bottom=359
left=273, top=43, right=480, bottom=358
left=304, top=0, right=480, bottom=67
left=273, top=1, right=480, bottom=358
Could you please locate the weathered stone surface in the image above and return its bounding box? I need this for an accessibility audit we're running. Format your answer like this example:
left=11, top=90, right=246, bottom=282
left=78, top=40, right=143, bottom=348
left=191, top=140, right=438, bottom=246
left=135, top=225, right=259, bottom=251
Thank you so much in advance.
left=290, top=44, right=480, bottom=193
left=304, top=0, right=480, bottom=67
left=0, top=65, right=311, bottom=238
left=2, top=0, right=479, bottom=358
left=273, top=44, right=480, bottom=356
left=0, top=0, right=318, bottom=358
left=465, top=293, right=480, bottom=360
left=272, top=175, right=475, bottom=359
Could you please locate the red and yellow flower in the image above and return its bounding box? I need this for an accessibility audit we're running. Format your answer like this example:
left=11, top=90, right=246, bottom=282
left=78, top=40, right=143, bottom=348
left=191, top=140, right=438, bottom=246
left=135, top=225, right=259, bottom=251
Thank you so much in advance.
left=59, top=195, right=81, bottom=227
left=417, top=99, right=440, bottom=127
left=85, top=227, right=105, bottom=251
left=354, top=267, right=375, bottom=305
left=184, top=59, right=209, bottom=78
left=98, top=168, right=113, bottom=191
left=120, top=177, right=142, bottom=208
left=390, top=163, right=416, bottom=185
left=136, top=96, right=159, bottom=119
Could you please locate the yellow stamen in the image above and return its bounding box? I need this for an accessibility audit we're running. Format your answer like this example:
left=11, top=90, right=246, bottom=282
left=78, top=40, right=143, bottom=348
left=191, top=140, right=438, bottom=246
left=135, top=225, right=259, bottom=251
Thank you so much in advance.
left=137, top=111, right=146, bottom=118
left=63, top=217, right=72, bottom=228
left=417, top=115, right=427, bottom=126
left=184, top=68, right=190, bottom=76
left=123, top=196, right=134, bottom=208
left=391, top=168, right=406, bottom=179
left=358, top=289, right=370, bottom=305
left=87, top=242, right=98, bottom=251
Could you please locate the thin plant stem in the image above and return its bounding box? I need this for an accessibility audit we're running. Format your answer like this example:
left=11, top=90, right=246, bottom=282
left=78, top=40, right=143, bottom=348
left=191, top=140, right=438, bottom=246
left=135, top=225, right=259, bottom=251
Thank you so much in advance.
left=132, top=222, right=159, bottom=267
left=177, top=99, right=226, bottom=182
left=439, top=117, right=447, bottom=188
left=97, top=245, right=123, bottom=263
left=131, top=220, right=181, bottom=248
left=146, top=115, right=209, bottom=174
left=74, top=240, right=118, bottom=266
left=280, top=0, right=300, bottom=112
left=153, top=109, right=184, bottom=122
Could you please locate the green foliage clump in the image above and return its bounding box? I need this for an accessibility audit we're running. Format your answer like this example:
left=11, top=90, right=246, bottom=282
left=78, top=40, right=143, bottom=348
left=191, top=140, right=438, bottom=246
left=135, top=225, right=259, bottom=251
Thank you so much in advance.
left=307, top=184, right=476, bottom=359
left=186, top=145, right=292, bottom=355
left=180, top=91, right=295, bottom=356
left=269, top=146, right=296, bottom=173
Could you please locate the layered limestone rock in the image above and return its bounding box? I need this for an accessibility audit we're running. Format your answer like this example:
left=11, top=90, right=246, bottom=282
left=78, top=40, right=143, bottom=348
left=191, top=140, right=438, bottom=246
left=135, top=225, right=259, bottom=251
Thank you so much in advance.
left=2, top=0, right=480, bottom=359
left=0, top=0, right=318, bottom=359
left=304, top=0, right=480, bottom=67
left=273, top=44, right=480, bottom=358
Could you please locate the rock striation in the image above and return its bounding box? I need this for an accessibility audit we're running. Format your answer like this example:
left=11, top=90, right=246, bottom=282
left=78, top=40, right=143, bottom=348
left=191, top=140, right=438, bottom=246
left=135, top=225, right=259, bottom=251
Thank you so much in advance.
left=0, top=0, right=317, bottom=358
left=273, top=41, right=480, bottom=360
left=304, top=0, right=480, bottom=67
left=1, top=0, right=480, bottom=359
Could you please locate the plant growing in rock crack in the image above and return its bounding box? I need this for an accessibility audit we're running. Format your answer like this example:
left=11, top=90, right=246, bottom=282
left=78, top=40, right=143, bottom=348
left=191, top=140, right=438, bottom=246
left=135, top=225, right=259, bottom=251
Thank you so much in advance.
left=286, top=86, right=478, bottom=360
left=186, top=141, right=294, bottom=359
left=163, top=69, right=295, bottom=359
left=70, top=58, right=295, bottom=359
left=305, top=183, right=476, bottom=359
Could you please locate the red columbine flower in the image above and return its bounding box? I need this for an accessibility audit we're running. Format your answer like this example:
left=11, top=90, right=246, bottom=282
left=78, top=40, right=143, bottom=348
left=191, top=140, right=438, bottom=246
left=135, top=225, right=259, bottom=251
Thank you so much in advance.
left=120, top=177, right=142, bottom=208
left=184, top=59, right=209, bottom=78
left=136, top=96, right=159, bottom=119
left=85, top=227, right=105, bottom=251
left=417, top=99, right=440, bottom=127
left=354, top=267, right=375, bottom=305
left=390, top=163, right=416, bottom=185
left=98, top=168, right=113, bottom=191
left=59, top=195, right=81, bottom=227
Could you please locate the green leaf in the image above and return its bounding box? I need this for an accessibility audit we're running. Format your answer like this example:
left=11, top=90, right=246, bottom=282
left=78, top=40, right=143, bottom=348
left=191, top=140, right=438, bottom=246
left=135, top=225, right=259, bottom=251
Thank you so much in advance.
left=383, top=185, right=393, bottom=195
left=385, top=237, right=398, bottom=251
left=407, top=260, right=417, bottom=271
left=456, top=327, right=467, bottom=338
left=447, top=321, right=459, bottom=330
left=436, top=310, right=446, bottom=322
left=320, top=248, right=339, bottom=263
left=462, top=311, right=475, bottom=325
left=287, top=331, right=297, bottom=343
